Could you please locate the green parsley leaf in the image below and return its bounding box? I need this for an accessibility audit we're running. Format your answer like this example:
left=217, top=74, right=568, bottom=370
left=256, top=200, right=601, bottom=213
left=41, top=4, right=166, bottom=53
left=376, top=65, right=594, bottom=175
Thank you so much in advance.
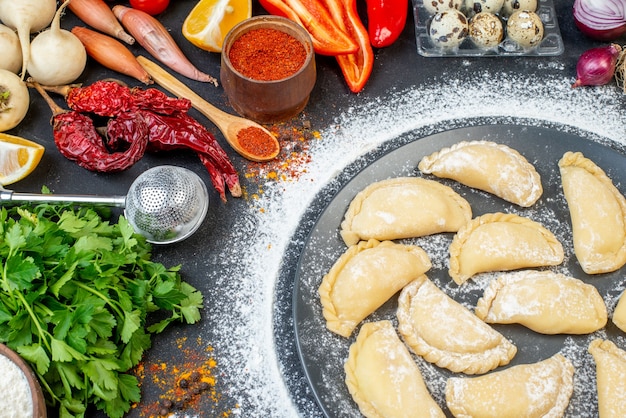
left=0, top=204, right=203, bottom=418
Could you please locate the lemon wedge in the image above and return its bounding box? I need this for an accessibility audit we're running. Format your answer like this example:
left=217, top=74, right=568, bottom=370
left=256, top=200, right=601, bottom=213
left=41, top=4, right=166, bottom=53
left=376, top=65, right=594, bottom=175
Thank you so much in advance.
left=182, top=0, right=252, bottom=53
left=0, top=133, right=44, bottom=186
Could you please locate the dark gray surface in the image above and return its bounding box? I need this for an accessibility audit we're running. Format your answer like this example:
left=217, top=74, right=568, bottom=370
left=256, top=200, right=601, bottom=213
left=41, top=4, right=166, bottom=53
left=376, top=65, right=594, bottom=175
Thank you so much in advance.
left=8, top=0, right=626, bottom=416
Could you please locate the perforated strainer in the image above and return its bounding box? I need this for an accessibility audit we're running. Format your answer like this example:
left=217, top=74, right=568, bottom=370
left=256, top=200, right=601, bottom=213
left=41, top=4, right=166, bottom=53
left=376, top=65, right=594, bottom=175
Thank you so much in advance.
left=0, top=166, right=209, bottom=244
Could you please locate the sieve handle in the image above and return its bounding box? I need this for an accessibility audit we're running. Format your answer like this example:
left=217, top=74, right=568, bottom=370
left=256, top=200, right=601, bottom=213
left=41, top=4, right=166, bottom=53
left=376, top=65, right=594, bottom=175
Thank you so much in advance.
left=0, top=189, right=126, bottom=207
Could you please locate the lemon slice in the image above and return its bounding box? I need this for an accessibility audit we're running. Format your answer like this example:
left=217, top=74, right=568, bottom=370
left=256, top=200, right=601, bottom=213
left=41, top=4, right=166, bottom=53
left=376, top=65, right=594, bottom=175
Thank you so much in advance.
left=0, top=133, right=44, bottom=186
left=182, top=0, right=252, bottom=53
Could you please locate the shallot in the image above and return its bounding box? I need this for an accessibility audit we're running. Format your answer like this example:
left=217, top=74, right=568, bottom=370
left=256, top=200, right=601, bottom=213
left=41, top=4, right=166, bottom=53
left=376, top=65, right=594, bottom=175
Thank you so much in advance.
left=573, top=0, right=626, bottom=41
left=68, top=0, right=135, bottom=45
left=0, top=69, right=29, bottom=132
left=27, top=0, right=87, bottom=86
left=112, top=5, right=218, bottom=85
left=72, top=26, right=152, bottom=84
left=0, top=24, right=21, bottom=74
left=572, top=44, right=622, bottom=88
left=0, top=0, right=56, bottom=79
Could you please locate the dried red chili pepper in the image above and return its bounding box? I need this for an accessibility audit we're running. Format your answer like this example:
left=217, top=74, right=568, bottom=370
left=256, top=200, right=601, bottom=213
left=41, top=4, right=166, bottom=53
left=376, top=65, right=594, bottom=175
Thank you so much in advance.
left=32, top=82, right=149, bottom=172
left=66, top=80, right=190, bottom=116
left=259, top=0, right=359, bottom=56
left=321, top=0, right=374, bottom=93
left=66, top=80, right=136, bottom=116
left=62, top=80, right=241, bottom=201
left=131, top=110, right=241, bottom=201
left=365, top=0, right=408, bottom=48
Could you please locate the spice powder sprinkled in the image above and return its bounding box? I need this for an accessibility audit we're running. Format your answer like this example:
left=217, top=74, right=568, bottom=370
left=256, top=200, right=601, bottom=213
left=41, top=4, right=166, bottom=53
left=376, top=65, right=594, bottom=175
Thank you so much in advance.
left=132, top=336, right=235, bottom=417
left=242, top=119, right=318, bottom=201
left=228, top=28, right=307, bottom=81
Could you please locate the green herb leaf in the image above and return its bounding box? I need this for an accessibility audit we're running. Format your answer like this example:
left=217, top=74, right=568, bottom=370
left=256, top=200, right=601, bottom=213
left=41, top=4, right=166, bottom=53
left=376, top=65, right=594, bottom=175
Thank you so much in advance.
left=17, top=344, right=50, bottom=375
left=0, top=204, right=203, bottom=418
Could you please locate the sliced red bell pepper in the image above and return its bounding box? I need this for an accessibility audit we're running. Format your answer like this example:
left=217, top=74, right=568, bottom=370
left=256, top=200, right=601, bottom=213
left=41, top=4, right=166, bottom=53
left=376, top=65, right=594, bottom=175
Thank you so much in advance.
left=365, top=0, right=408, bottom=48
left=259, top=0, right=359, bottom=56
left=320, top=0, right=374, bottom=93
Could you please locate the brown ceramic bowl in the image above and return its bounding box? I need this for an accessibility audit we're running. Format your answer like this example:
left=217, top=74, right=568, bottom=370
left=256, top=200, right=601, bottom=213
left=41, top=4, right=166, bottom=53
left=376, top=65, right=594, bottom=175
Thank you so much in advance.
left=220, top=15, right=316, bottom=124
left=0, top=343, right=46, bottom=418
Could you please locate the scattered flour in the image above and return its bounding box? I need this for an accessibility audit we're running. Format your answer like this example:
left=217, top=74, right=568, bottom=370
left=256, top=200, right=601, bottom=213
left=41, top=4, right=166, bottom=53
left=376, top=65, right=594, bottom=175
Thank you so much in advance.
left=200, top=70, right=626, bottom=418
left=0, top=354, right=32, bottom=418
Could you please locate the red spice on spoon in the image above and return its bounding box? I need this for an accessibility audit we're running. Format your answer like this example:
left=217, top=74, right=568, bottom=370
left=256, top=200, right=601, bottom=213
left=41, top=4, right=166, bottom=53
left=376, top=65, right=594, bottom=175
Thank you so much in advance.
left=228, top=28, right=307, bottom=81
left=237, top=126, right=279, bottom=159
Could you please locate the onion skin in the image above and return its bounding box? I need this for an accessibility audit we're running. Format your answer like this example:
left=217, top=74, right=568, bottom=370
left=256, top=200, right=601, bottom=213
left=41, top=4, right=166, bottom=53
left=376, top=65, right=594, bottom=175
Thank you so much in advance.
left=573, top=0, right=626, bottom=41
left=68, top=0, right=135, bottom=45
left=112, top=5, right=218, bottom=85
left=72, top=27, right=152, bottom=85
left=572, top=43, right=622, bottom=88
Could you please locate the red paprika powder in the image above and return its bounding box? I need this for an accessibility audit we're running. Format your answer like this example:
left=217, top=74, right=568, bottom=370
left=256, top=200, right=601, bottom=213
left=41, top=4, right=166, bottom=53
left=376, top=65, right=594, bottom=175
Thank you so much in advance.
left=228, top=28, right=307, bottom=81
left=237, top=126, right=279, bottom=158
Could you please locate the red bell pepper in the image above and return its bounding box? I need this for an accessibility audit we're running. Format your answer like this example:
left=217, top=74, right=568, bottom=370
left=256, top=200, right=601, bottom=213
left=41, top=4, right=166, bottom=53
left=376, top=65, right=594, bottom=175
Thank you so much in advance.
left=365, top=0, right=408, bottom=48
left=259, top=0, right=359, bottom=56
left=320, top=0, right=374, bottom=93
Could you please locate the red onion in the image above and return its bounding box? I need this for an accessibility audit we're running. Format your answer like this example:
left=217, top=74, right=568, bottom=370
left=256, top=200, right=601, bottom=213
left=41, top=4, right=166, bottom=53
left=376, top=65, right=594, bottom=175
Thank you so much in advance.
left=572, top=44, right=622, bottom=87
left=573, top=0, right=626, bottom=41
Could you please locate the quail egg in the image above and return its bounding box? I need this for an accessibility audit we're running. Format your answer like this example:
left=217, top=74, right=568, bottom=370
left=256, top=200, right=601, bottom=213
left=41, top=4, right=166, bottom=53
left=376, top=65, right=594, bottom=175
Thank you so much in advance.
left=506, top=10, right=544, bottom=48
left=429, top=9, right=469, bottom=49
left=465, top=0, right=504, bottom=16
left=469, top=12, right=504, bottom=49
left=423, top=0, right=464, bottom=15
left=501, top=0, right=538, bottom=17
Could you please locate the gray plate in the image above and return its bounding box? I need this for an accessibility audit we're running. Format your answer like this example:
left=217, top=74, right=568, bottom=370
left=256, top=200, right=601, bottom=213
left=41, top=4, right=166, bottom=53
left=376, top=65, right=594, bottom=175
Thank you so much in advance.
left=293, top=123, right=626, bottom=417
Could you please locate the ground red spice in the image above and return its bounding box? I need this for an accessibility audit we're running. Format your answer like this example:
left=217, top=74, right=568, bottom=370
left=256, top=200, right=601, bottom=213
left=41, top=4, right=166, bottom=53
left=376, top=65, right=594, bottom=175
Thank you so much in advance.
left=237, top=126, right=278, bottom=158
left=242, top=118, right=319, bottom=203
left=229, top=28, right=307, bottom=81
left=131, top=336, right=236, bottom=417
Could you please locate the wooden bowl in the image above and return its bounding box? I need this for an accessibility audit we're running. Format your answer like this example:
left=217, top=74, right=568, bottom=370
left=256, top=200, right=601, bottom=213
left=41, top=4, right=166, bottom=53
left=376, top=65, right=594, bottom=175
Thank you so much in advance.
left=220, top=15, right=316, bottom=124
left=0, top=343, right=47, bottom=418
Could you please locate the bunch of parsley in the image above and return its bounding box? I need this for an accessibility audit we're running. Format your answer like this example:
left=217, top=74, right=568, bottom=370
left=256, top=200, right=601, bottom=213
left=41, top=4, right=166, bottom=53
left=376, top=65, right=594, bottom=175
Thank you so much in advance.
left=0, top=203, right=203, bottom=418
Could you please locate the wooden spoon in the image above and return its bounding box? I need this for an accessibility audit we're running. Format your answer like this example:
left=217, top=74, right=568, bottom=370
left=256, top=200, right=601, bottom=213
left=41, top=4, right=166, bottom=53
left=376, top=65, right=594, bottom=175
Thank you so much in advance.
left=137, top=56, right=280, bottom=162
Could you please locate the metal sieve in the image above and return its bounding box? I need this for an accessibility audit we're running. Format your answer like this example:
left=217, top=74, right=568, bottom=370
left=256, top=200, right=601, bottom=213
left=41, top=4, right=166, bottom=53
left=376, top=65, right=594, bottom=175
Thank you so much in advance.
left=0, top=165, right=209, bottom=244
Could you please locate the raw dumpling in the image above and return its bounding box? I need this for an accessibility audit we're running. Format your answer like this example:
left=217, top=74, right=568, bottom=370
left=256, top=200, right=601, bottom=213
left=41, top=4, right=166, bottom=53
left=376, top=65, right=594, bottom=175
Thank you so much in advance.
left=612, top=291, right=626, bottom=332
left=589, top=339, right=626, bottom=418
left=319, top=239, right=432, bottom=337
left=418, top=140, right=543, bottom=207
left=559, top=151, right=626, bottom=274
left=475, top=270, right=607, bottom=334
left=449, top=212, right=564, bottom=285
left=345, top=320, right=445, bottom=418
left=397, top=276, right=516, bottom=374
left=339, top=177, right=472, bottom=246
left=445, top=353, right=574, bottom=418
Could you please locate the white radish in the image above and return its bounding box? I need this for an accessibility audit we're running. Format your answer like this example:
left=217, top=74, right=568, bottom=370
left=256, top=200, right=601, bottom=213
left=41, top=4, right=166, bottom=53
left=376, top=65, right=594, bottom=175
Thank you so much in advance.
left=0, top=0, right=56, bottom=79
left=0, top=69, right=29, bottom=132
left=27, top=0, right=87, bottom=86
left=0, top=24, right=21, bottom=74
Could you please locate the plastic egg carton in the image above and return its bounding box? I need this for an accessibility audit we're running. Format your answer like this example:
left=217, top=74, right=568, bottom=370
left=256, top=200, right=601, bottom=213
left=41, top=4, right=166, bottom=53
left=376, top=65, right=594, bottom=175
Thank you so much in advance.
left=413, top=0, right=564, bottom=57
